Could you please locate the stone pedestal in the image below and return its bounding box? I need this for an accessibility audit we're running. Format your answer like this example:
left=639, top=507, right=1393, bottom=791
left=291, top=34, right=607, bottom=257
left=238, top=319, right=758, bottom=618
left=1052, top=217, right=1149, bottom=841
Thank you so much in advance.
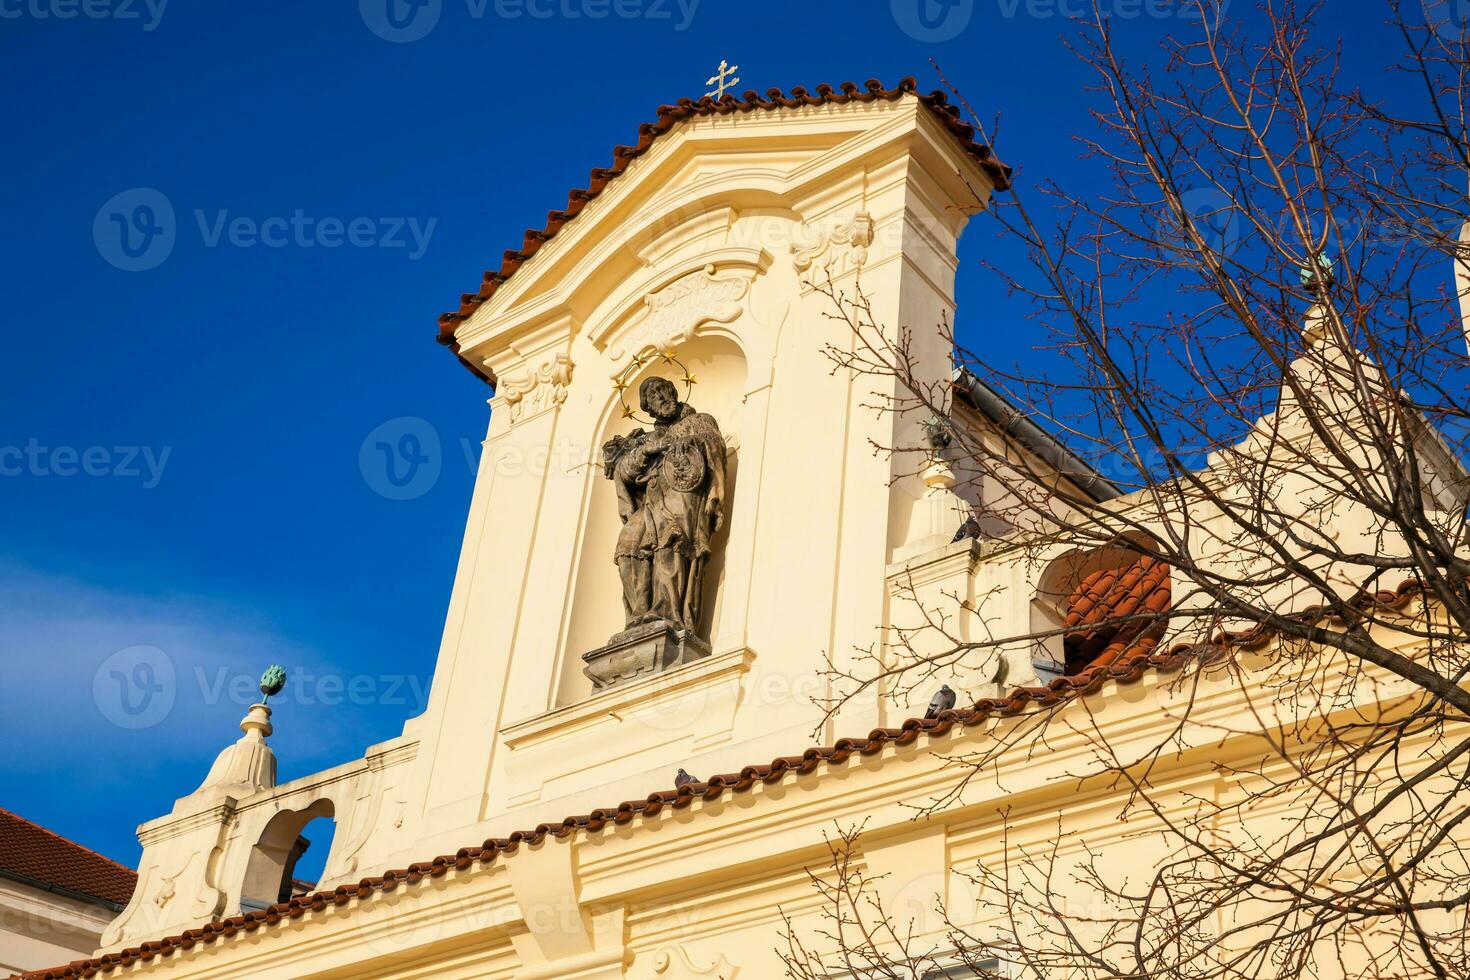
left=582, top=621, right=711, bottom=690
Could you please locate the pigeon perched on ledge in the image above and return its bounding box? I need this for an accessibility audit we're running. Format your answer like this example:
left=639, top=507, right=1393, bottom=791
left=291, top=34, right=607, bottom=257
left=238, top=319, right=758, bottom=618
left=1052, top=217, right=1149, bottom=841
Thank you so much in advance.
left=924, top=685, right=957, bottom=720
left=674, top=768, right=699, bottom=789
left=951, top=516, right=982, bottom=542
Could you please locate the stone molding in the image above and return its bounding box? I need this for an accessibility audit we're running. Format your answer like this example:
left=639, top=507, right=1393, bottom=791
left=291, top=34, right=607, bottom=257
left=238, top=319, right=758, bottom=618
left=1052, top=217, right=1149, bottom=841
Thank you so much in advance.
left=500, top=351, right=575, bottom=423
left=791, top=211, right=874, bottom=292
left=78, top=647, right=1267, bottom=978
left=501, top=647, right=756, bottom=807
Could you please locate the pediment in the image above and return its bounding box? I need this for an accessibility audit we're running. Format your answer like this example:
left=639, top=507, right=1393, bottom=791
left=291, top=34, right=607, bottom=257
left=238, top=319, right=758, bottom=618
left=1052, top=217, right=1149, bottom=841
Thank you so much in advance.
left=458, top=126, right=856, bottom=337
left=452, top=93, right=994, bottom=372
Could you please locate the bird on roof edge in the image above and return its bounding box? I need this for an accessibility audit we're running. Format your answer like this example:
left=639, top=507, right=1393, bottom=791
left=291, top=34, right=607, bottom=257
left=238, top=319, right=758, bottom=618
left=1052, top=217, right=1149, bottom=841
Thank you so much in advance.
left=675, top=768, right=699, bottom=789
left=924, top=684, right=958, bottom=720
left=952, top=515, right=982, bottom=543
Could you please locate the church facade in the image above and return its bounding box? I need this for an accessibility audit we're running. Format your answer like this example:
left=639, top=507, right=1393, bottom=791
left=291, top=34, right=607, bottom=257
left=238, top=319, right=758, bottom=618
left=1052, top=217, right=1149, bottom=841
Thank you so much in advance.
left=17, top=79, right=1462, bottom=980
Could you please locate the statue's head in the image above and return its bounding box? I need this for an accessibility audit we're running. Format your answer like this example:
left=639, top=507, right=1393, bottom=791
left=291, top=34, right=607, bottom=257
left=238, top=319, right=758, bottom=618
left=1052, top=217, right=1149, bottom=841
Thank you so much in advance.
left=638, top=377, right=681, bottom=423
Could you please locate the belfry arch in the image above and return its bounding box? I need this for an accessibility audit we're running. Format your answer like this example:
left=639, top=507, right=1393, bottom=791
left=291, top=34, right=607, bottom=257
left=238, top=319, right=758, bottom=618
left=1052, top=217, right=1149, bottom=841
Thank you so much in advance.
left=237, top=799, right=335, bottom=913
left=1032, top=534, right=1169, bottom=675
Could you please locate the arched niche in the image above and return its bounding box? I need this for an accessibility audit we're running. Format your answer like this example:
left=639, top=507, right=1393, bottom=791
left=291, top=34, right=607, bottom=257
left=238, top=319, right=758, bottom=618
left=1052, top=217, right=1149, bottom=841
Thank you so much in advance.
left=238, top=798, right=335, bottom=912
left=555, top=333, right=749, bottom=707
left=1031, top=533, right=1163, bottom=671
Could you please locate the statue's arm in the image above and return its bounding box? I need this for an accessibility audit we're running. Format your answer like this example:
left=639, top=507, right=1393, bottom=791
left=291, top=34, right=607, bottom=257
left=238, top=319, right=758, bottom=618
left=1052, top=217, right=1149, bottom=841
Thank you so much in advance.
left=608, top=454, right=638, bottom=522
left=698, top=416, right=728, bottom=532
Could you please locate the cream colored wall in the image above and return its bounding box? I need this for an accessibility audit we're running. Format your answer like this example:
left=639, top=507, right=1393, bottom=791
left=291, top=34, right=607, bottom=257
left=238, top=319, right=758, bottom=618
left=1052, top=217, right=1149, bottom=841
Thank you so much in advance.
left=0, top=878, right=115, bottom=976
left=99, top=93, right=1007, bottom=959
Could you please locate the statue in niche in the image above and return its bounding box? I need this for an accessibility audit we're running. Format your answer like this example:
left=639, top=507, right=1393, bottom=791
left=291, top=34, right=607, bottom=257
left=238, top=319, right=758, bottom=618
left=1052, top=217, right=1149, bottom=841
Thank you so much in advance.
left=601, top=377, right=727, bottom=636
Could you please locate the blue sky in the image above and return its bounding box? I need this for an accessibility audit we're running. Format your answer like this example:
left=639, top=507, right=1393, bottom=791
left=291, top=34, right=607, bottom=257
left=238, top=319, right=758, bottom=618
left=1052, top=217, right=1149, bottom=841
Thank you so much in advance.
left=0, top=0, right=1442, bottom=882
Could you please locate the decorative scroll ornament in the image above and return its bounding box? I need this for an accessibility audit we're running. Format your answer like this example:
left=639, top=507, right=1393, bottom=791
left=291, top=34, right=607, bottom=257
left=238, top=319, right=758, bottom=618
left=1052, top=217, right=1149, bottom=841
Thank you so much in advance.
left=153, top=853, right=196, bottom=909
left=501, top=351, right=574, bottom=422
left=639, top=945, right=739, bottom=979
left=332, top=786, right=404, bottom=880
left=791, top=211, right=875, bottom=291
left=611, top=264, right=749, bottom=362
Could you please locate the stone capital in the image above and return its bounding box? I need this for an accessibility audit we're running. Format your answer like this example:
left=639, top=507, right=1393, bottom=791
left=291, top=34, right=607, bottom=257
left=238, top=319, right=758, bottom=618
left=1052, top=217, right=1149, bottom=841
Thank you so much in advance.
left=482, top=314, right=580, bottom=427
left=791, top=210, right=875, bottom=292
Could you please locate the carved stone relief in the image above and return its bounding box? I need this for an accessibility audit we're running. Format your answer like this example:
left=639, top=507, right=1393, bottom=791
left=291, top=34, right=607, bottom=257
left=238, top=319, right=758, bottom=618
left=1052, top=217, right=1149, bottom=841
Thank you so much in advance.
left=501, top=351, right=574, bottom=423
left=103, top=843, right=224, bottom=949
left=791, top=211, right=874, bottom=291
left=634, top=945, right=739, bottom=979
left=610, top=264, right=750, bottom=362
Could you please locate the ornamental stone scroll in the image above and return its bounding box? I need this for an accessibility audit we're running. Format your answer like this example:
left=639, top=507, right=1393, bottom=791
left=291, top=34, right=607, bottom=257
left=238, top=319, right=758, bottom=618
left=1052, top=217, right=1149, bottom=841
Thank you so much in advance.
left=607, top=264, right=752, bottom=363
left=791, top=211, right=874, bottom=292
left=500, top=351, right=574, bottom=423
left=633, top=945, right=739, bottom=979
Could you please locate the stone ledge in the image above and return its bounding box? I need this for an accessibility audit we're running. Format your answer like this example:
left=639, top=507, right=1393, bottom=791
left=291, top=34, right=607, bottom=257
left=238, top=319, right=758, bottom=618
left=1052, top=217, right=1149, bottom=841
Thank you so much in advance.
left=499, top=646, right=757, bottom=807
left=886, top=535, right=983, bottom=578
left=503, top=646, right=756, bottom=751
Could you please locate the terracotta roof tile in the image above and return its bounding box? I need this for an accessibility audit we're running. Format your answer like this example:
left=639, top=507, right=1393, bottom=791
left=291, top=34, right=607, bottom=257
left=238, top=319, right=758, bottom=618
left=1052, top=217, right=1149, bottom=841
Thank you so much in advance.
left=1064, top=555, right=1172, bottom=674
left=16, top=577, right=1429, bottom=980
left=435, top=78, right=1012, bottom=385
left=0, top=807, right=136, bottom=908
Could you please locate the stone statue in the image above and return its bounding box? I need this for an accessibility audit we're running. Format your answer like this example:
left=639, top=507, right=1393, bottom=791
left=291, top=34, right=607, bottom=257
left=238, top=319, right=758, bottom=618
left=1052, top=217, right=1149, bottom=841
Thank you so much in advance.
left=601, top=377, right=727, bottom=636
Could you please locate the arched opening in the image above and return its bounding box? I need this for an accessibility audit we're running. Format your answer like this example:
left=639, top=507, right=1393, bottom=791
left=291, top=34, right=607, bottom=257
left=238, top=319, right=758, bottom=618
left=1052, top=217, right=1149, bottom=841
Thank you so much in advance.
left=556, top=333, right=748, bottom=707
left=285, top=814, right=336, bottom=894
left=239, top=799, right=336, bottom=912
left=1033, top=536, right=1171, bottom=676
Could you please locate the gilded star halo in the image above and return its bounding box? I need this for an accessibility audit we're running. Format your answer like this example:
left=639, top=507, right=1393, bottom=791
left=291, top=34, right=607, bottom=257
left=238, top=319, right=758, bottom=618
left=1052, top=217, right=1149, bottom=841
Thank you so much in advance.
left=614, top=349, right=698, bottom=425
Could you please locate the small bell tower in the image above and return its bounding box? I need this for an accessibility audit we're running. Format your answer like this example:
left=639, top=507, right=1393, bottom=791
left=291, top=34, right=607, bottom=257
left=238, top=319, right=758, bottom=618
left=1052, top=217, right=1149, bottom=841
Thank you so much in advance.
left=398, top=81, right=1009, bottom=849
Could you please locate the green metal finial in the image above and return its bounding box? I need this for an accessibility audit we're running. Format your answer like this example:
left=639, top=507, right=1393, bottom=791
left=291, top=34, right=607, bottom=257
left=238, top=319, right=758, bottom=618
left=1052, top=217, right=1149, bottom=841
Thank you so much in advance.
left=1300, top=253, right=1335, bottom=292
left=259, top=665, right=287, bottom=703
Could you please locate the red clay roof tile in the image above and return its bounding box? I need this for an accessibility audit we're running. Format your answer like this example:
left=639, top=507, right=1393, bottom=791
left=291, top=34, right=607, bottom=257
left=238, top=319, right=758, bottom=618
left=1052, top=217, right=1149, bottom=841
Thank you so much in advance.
left=1064, top=555, right=1172, bottom=673
left=0, top=807, right=136, bottom=908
